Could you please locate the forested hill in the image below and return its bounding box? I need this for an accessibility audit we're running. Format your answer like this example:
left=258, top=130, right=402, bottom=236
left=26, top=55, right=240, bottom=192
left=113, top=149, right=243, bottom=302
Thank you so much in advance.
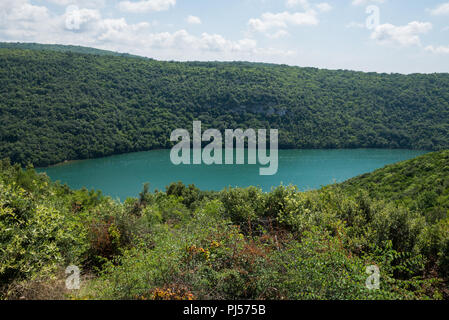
left=341, top=150, right=449, bottom=220
left=0, top=45, right=448, bottom=167
left=0, top=42, right=144, bottom=59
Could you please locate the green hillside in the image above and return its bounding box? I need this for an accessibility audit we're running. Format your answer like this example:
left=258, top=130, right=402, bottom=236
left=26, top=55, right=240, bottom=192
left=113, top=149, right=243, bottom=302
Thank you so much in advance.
left=342, top=150, right=449, bottom=221
left=0, top=42, right=144, bottom=59
left=0, top=45, right=448, bottom=166
left=1, top=151, right=448, bottom=300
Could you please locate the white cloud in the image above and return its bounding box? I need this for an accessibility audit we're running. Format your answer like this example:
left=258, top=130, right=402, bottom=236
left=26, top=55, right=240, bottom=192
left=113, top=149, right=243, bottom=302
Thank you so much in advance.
left=248, top=11, right=319, bottom=32
left=429, top=2, right=449, bottom=16
left=118, top=0, right=176, bottom=13
left=0, top=0, right=50, bottom=38
left=425, top=45, right=449, bottom=54
left=95, top=28, right=295, bottom=59
left=44, top=0, right=106, bottom=8
left=370, top=21, right=432, bottom=47
left=186, top=15, right=201, bottom=25
left=286, top=0, right=311, bottom=9
left=64, top=6, right=101, bottom=31
left=286, top=0, right=331, bottom=12
left=251, top=1, right=329, bottom=37
left=316, top=3, right=332, bottom=12
left=352, top=0, right=386, bottom=6
left=0, top=0, right=293, bottom=62
left=198, top=33, right=256, bottom=52
left=96, top=18, right=150, bottom=43
left=0, top=0, right=49, bottom=22
left=266, top=30, right=290, bottom=39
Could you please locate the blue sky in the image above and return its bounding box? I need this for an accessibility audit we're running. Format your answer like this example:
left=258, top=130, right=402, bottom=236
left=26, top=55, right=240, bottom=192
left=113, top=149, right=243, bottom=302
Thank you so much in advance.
left=1, top=0, right=448, bottom=73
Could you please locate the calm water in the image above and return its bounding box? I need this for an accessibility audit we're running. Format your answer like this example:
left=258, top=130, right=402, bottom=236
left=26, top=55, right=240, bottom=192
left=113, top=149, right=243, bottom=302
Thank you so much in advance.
left=36, top=149, right=428, bottom=200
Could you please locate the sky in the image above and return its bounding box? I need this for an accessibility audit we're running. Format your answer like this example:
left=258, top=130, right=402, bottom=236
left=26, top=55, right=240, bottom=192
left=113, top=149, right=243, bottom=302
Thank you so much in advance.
left=0, top=0, right=448, bottom=74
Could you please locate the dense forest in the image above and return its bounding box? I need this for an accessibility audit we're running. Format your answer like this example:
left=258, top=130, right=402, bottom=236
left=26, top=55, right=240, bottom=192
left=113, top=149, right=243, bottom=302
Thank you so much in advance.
left=0, top=43, right=448, bottom=167
left=0, top=42, right=144, bottom=59
left=1, top=150, right=448, bottom=300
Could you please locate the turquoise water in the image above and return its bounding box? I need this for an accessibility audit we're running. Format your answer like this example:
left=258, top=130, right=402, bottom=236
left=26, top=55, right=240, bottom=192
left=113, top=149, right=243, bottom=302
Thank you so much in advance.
left=36, top=149, right=428, bottom=200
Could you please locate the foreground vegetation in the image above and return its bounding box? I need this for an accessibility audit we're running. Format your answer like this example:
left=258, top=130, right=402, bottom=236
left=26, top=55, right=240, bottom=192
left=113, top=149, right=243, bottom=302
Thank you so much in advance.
left=1, top=151, right=448, bottom=300
left=1, top=44, right=449, bottom=167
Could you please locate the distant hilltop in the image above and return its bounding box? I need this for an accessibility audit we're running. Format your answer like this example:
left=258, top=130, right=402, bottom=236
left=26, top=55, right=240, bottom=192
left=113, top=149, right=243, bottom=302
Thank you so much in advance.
left=0, top=42, right=147, bottom=59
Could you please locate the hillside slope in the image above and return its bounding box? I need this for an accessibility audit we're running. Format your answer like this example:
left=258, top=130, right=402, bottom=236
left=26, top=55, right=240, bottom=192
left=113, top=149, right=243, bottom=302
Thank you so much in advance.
left=0, top=45, right=448, bottom=166
left=341, top=150, right=449, bottom=219
left=0, top=42, right=144, bottom=59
